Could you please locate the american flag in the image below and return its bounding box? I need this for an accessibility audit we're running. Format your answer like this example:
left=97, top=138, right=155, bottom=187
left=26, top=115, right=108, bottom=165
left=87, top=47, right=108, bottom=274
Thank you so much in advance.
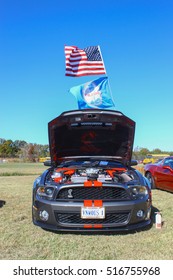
left=65, top=45, right=106, bottom=77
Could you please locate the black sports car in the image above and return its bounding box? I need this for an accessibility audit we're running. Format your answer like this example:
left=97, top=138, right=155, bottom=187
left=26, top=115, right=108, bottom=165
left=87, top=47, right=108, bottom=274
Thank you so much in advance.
left=32, top=109, right=152, bottom=232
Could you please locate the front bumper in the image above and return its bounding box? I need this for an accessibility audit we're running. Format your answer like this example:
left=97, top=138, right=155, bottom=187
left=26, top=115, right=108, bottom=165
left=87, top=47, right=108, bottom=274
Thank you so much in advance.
left=32, top=198, right=151, bottom=232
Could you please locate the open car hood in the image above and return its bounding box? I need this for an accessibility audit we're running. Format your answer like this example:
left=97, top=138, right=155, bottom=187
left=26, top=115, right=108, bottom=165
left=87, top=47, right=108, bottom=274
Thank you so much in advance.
left=48, top=109, right=135, bottom=166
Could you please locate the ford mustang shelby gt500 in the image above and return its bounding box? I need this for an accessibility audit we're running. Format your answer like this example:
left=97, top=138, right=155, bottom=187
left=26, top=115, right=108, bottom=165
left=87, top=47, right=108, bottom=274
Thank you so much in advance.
left=32, top=109, right=152, bottom=232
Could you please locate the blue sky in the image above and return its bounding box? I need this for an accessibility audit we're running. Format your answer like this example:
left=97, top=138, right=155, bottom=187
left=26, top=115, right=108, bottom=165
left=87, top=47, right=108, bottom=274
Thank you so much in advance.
left=0, top=0, right=173, bottom=151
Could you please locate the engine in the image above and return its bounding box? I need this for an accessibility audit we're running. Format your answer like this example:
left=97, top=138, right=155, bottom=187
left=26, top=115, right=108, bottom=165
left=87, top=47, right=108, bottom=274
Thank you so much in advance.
left=48, top=167, right=135, bottom=184
left=71, top=168, right=113, bottom=183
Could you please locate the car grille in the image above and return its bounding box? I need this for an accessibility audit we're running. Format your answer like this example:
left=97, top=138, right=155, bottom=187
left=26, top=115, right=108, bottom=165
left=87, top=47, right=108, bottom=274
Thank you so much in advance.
left=56, top=186, right=130, bottom=201
left=55, top=212, right=130, bottom=225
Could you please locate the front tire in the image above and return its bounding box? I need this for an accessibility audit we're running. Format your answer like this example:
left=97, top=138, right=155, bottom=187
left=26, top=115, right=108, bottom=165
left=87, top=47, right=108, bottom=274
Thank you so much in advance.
left=145, top=172, right=155, bottom=189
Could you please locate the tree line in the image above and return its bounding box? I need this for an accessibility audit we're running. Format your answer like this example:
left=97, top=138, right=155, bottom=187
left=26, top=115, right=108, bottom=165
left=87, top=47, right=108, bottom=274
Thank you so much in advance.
left=0, top=138, right=172, bottom=162
left=133, top=146, right=173, bottom=161
left=0, top=138, right=49, bottom=162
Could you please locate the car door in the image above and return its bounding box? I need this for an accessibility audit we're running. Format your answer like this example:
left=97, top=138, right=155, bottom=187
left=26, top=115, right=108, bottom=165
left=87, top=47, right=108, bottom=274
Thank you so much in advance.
left=155, top=158, right=173, bottom=192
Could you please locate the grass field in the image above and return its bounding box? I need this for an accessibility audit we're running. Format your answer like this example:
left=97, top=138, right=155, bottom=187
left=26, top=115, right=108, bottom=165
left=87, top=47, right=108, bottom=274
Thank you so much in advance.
left=0, top=162, right=46, bottom=176
left=0, top=163, right=173, bottom=260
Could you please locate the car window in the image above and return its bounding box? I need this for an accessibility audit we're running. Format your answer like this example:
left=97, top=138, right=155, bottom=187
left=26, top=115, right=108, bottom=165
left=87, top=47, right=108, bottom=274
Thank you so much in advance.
left=163, top=158, right=173, bottom=169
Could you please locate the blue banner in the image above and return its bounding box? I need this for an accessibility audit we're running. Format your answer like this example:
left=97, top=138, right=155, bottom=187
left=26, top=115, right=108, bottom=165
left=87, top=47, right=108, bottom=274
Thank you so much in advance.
left=69, top=77, right=115, bottom=109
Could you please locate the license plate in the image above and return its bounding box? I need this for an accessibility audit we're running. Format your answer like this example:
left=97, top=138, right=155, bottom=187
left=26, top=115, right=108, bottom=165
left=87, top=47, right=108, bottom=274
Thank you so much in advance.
left=81, top=207, right=105, bottom=219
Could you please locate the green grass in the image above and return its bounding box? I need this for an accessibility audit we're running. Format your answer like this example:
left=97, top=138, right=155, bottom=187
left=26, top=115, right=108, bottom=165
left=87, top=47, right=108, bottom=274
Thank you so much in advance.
left=0, top=162, right=46, bottom=176
left=0, top=163, right=173, bottom=260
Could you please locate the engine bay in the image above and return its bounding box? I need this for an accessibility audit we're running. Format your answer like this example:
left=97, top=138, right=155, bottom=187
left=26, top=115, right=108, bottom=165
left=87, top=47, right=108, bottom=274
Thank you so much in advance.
left=46, top=164, right=138, bottom=185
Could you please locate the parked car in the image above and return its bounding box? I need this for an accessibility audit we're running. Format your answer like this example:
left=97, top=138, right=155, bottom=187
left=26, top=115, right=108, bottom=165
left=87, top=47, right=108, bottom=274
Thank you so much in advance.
left=39, top=157, right=51, bottom=163
left=143, top=154, right=170, bottom=164
left=144, top=156, right=173, bottom=192
left=32, top=109, right=152, bottom=232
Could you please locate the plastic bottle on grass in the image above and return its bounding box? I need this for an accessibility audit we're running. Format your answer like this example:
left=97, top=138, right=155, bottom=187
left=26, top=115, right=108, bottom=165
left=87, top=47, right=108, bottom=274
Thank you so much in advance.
left=155, top=212, right=162, bottom=229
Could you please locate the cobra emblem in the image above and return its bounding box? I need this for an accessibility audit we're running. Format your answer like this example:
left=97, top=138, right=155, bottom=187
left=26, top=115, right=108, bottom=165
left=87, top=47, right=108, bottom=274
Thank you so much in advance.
left=67, top=189, right=73, bottom=198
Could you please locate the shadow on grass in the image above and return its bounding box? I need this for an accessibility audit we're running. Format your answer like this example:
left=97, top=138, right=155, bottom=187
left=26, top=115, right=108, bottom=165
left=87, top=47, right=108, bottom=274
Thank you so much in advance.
left=0, top=200, right=6, bottom=208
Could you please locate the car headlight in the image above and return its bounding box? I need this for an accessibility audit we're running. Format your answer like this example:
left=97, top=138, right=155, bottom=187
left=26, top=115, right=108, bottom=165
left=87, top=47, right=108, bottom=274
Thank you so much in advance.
left=37, top=186, right=55, bottom=199
left=129, top=186, right=148, bottom=199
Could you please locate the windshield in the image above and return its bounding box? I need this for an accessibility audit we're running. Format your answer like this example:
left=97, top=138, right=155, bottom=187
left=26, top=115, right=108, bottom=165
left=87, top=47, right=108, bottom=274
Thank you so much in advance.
left=146, top=155, right=152, bottom=159
left=163, top=158, right=173, bottom=168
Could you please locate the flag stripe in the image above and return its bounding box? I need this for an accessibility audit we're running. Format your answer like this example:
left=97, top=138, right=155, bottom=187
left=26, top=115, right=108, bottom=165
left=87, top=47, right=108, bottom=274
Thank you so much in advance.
left=66, top=66, right=105, bottom=71
left=66, top=69, right=106, bottom=73
left=66, top=68, right=105, bottom=72
left=65, top=45, right=106, bottom=77
left=66, top=62, right=104, bottom=67
left=66, top=63, right=104, bottom=68
left=66, top=68, right=105, bottom=73
left=66, top=70, right=106, bottom=77
left=69, top=56, right=87, bottom=60
left=66, top=72, right=106, bottom=77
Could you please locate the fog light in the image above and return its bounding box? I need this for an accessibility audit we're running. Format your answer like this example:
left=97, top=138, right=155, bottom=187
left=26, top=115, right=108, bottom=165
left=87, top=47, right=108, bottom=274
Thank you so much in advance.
left=137, top=210, right=144, bottom=218
left=39, top=210, right=49, bottom=221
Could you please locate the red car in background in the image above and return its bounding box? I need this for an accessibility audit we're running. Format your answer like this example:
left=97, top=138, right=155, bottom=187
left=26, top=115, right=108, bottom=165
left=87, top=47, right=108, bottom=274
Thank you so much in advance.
left=144, top=156, right=173, bottom=192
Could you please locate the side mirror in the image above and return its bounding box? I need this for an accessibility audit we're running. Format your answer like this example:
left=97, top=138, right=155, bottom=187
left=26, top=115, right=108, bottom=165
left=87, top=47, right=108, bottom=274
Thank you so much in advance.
left=130, top=160, right=138, bottom=166
left=44, top=160, right=52, bottom=166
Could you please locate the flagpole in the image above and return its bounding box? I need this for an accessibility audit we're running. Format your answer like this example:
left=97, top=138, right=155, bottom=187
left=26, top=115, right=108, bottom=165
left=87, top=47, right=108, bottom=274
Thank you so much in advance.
left=98, top=45, right=116, bottom=108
